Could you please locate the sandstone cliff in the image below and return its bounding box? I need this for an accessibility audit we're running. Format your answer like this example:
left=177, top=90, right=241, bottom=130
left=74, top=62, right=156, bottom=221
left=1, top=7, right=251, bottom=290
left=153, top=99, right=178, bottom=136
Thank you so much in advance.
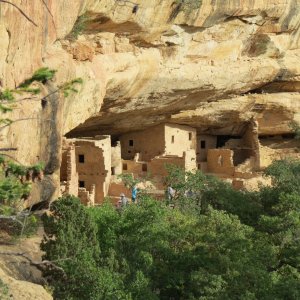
left=0, top=0, right=300, bottom=201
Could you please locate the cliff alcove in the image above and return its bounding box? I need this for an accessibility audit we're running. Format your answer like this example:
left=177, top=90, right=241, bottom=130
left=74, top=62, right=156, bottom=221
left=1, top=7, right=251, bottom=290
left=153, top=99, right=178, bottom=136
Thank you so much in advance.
left=0, top=0, right=300, bottom=202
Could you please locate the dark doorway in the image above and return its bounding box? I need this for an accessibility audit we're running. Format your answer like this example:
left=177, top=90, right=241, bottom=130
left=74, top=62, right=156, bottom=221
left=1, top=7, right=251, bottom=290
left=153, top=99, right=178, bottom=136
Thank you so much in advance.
left=111, top=167, right=115, bottom=175
left=79, top=180, right=85, bottom=188
left=216, top=136, right=241, bottom=148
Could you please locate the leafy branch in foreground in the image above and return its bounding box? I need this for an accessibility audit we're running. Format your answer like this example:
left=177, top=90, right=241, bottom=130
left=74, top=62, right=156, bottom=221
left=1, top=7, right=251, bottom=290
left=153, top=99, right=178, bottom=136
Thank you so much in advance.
left=0, top=67, right=83, bottom=130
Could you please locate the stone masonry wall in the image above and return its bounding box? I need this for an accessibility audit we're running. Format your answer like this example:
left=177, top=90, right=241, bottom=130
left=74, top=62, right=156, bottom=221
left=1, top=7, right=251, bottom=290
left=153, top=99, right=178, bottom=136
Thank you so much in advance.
left=207, top=149, right=235, bottom=176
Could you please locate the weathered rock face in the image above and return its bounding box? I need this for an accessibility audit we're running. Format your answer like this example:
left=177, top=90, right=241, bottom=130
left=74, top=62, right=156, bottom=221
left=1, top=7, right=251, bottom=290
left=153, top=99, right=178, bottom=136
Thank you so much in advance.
left=0, top=234, right=53, bottom=300
left=0, top=0, right=300, bottom=195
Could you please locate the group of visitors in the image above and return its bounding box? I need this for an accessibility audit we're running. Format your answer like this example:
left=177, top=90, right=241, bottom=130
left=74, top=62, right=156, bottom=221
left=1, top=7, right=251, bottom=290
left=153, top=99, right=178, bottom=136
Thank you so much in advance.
left=118, top=185, right=138, bottom=208
left=118, top=185, right=177, bottom=209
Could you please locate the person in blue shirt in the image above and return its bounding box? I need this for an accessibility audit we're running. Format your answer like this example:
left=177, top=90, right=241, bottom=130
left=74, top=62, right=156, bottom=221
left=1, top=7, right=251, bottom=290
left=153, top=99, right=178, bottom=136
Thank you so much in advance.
left=132, top=185, right=138, bottom=203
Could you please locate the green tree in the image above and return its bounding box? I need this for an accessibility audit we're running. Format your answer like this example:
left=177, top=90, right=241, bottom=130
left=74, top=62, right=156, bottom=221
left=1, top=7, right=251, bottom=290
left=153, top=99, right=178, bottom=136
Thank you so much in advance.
left=41, top=196, right=130, bottom=300
left=41, top=160, right=300, bottom=299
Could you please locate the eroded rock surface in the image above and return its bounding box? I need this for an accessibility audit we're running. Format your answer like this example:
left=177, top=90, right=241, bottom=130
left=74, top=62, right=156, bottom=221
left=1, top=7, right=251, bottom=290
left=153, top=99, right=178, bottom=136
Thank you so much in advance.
left=0, top=0, right=300, bottom=198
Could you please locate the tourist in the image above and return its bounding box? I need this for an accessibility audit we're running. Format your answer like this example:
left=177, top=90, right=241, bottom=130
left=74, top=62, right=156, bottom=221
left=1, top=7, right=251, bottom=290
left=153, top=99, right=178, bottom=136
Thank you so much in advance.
left=132, top=185, right=137, bottom=203
left=120, top=193, right=128, bottom=207
left=167, top=186, right=175, bottom=201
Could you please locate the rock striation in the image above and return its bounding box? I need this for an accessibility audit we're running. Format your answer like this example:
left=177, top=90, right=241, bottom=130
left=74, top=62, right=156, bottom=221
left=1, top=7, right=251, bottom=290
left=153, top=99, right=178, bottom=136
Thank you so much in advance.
left=0, top=0, right=300, bottom=200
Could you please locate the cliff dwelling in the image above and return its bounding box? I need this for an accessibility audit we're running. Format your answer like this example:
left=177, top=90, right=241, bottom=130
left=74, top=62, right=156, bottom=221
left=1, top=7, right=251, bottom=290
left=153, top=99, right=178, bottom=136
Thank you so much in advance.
left=60, top=117, right=300, bottom=205
left=59, top=114, right=300, bottom=206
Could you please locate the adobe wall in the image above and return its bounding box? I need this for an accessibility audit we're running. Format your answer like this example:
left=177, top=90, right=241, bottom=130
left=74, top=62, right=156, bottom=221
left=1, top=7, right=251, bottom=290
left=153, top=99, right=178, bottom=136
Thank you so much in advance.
left=66, top=143, right=79, bottom=196
left=184, top=149, right=197, bottom=172
left=120, top=124, right=165, bottom=161
left=94, top=136, right=112, bottom=197
left=60, top=149, right=68, bottom=181
left=164, top=124, right=196, bottom=157
left=197, top=135, right=217, bottom=162
left=207, top=149, right=235, bottom=176
left=111, top=141, right=122, bottom=175
left=122, top=156, right=186, bottom=190
left=75, top=136, right=111, bottom=204
left=198, top=162, right=208, bottom=173
left=60, top=139, right=78, bottom=197
left=78, top=184, right=95, bottom=206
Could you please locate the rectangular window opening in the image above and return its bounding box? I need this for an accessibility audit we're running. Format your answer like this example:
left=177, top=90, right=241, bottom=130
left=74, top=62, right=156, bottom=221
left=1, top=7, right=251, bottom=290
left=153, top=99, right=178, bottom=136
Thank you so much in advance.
left=189, top=132, right=192, bottom=141
left=79, top=180, right=85, bottom=188
left=142, top=163, right=148, bottom=172
left=200, top=140, right=206, bottom=149
left=111, top=167, right=115, bottom=175
left=123, top=163, right=128, bottom=171
left=78, top=154, right=85, bottom=163
left=171, top=136, right=175, bottom=143
left=129, top=140, right=134, bottom=146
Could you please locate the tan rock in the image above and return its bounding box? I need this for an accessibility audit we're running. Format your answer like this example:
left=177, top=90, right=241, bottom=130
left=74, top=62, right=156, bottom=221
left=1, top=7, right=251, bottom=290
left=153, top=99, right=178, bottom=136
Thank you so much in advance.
left=0, top=0, right=300, bottom=200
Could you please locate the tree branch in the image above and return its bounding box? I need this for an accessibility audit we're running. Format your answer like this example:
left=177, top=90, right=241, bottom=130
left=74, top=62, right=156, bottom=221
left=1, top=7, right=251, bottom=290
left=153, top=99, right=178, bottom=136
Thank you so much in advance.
left=0, top=1, right=38, bottom=27
left=0, top=147, right=17, bottom=151
left=0, top=153, right=24, bottom=165
left=0, top=215, right=25, bottom=227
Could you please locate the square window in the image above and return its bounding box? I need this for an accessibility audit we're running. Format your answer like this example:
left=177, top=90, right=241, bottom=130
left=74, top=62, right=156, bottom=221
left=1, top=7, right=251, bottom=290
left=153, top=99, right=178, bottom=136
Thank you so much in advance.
left=78, top=154, right=85, bottom=163
left=200, top=140, right=206, bottom=149
left=129, top=140, right=134, bottom=146
left=79, top=180, right=85, bottom=188
left=123, top=163, right=128, bottom=171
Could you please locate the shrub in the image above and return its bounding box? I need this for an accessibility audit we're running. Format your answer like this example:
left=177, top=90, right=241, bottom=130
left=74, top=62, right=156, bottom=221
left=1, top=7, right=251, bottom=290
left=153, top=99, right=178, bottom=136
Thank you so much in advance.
left=19, top=67, right=56, bottom=87
left=67, top=13, right=89, bottom=40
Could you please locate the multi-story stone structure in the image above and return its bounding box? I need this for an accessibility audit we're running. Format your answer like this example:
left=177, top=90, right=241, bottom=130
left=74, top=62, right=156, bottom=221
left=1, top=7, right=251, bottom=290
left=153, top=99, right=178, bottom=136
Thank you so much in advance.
left=61, top=121, right=300, bottom=205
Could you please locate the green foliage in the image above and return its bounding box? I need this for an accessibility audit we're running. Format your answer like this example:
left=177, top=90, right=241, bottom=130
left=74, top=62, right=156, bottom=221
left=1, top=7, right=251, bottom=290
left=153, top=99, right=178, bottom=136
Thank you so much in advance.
left=0, top=89, right=14, bottom=102
left=60, top=78, right=83, bottom=97
left=0, top=156, right=44, bottom=215
left=6, top=162, right=27, bottom=177
left=0, top=279, right=9, bottom=300
left=41, top=195, right=129, bottom=300
left=41, top=160, right=300, bottom=299
left=18, top=87, right=41, bottom=94
left=117, top=173, right=141, bottom=189
left=19, top=67, right=56, bottom=88
left=0, top=89, right=15, bottom=125
left=290, top=121, right=300, bottom=139
left=0, top=177, right=31, bottom=207
left=67, top=13, right=89, bottom=40
left=29, top=162, right=45, bottom=173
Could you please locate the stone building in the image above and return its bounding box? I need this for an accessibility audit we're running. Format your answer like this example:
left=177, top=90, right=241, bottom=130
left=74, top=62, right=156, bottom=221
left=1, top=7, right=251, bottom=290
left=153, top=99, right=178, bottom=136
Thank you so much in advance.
left=118, top=123, right=197, bottom=191
left=120, top=123, right=197, bottom=161
left=60, top=136, right=114, bottom=205
left=61, top=120, right=300, bottom=205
